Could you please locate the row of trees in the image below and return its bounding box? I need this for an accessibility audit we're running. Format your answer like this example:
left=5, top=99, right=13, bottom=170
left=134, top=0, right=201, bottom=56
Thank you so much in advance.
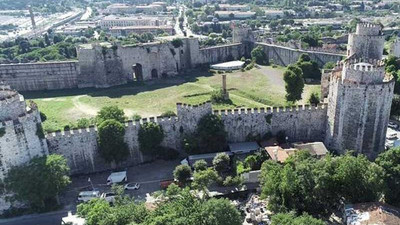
left=260, top=148, right=400, bottom=218
left=78, top=184, right=242, bottom=225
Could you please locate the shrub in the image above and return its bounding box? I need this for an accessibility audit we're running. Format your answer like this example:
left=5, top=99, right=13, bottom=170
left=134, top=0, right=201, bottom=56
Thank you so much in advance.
left=236, top=161, right=251, bottom=175
left=36, top=123, right=45, bottom=139
left=160, top=111, right=176, bottom=117
left=138, top=122, right=164, bottom=156
left=132, top=114, right=141, bottom=120
left=173, top=165, right=192, bottom=184
left=210, top=89, right=228, bottom=103
left=251, top=46, right=267, bottom=65
left=213, top=153, right=231, bottom=174
left=308, top=92, right=320, bottom=106
left=193, top=160, right=208, bottom=171
left=96, top=106, right=126, bottom=125
left=171, top=38, right=183, bottom=48
left=223, top=176, right=243, bottom=187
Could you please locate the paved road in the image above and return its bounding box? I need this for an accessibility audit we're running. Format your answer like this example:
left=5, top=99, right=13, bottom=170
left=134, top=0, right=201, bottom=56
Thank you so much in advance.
left=0, top=159, right=179, bottom=225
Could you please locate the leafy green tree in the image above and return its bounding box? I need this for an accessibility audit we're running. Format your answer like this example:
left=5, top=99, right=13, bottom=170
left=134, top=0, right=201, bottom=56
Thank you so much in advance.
left=173, top=164, right=192, bottom=184
left=270, top=212, right=325, bottom=225
left=5, top=154, right=70, bottom=210
left=297, top=61, right=321, bottom=80
left=144, top=187, right=242, bottom=225
left=251, top=46, right=267, bottom=65
left=213, top=153, right=230, bottom=174
left=283, top=66, right=304, bottom=102
left=202, top=198, right=242, bottom=225
left=77, top=194, right=148, bottom=225
left=138, top=122, right=164, bottom=156
left=160, top=110, right=176, bottom=117
left=192, top=168, right=218, bottom=191
left=96, top=106, right=126, bottom=125
left=308, top=92, right=320, bottom=105
left=376, top=147, right=400, bottom=207
left=260, top=151, right=384, bottom=216
left=193, top=159, right=208, bottom=171
left=97, top=119, right=129, bottom=164
left=197, top=114, right=227, bottom=153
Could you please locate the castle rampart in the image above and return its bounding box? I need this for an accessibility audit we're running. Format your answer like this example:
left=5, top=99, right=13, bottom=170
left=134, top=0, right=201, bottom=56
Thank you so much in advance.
left=46, top=101, right=327, bottom=175
left=256, top=42, right=344, bottom=67
left=0, top=61, right=79, bottom=91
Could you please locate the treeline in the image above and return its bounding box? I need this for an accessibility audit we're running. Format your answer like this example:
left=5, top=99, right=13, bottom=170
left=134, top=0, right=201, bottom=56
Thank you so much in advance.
left=261, top=148, right=400, bottom=218
left=0, top=0, right=86, bottom=13
left=0, top=31, right=91, bottom=64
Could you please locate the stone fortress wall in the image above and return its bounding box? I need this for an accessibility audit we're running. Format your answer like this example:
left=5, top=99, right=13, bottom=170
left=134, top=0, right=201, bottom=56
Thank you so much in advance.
left=0, top=32, right=343, bottom=92
left=256, top=42, right=344, bottom=67
left=0, top=61, right=79, bottom=91
left=46, top=102, right=327, bottom=175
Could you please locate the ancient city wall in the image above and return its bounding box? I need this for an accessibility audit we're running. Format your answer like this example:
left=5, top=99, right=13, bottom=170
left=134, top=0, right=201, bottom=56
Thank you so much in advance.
left=0, top=108, right=48, bottom=180
left=0, top=61, right=79, bottom=91
left=256, top=42, right=344, bottom=67
left=217, top=104, right=327, bottom=143
left=46, top=102, right=327, bottom=175
left=196, top=43, right=248, bottom=65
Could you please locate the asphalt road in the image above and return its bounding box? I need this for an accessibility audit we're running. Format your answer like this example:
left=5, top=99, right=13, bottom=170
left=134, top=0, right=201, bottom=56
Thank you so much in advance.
left=0, top=159, right=179, bottom=225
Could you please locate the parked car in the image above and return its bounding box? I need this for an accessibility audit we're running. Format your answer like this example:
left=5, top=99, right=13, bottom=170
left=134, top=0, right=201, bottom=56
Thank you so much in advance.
left=124, top=182, right=140, bottom=190
left=387, top=133, right=398, bottom=140
left=101, top=192, right=117, bottom=203
left=389, top=122, right=399, bottom=129
left=77, top=191, right=100, bottom=202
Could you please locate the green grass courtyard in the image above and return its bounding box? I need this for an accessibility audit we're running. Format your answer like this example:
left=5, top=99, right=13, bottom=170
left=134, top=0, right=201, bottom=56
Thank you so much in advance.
left=23, top=66, right=320, bottom=132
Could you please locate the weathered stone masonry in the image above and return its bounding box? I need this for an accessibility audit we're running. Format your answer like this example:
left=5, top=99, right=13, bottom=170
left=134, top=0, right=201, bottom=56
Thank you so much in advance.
left=46, top=102, right=327, bottom=175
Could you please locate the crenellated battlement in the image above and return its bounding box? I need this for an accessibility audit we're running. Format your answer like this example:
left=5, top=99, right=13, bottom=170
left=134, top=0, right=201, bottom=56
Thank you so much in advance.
left=0, top=107, right=39, bottom=128
left=356, top=22, right=383, bottom=36
left=212, top=104, right=328, bottom=116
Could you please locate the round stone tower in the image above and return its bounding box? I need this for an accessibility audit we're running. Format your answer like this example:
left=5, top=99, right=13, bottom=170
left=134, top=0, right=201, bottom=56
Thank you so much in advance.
left=0, top=85, right=48, bottom=181
left=325, top=23, right=394, bottom=159
left=347, top=22, right=385, bottom=60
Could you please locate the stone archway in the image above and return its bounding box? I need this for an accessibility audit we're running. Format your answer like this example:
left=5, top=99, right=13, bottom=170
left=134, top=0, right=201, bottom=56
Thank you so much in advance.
left=151, top=69, right=158, bottom=79
left=133, top=63, right=143, bottom=81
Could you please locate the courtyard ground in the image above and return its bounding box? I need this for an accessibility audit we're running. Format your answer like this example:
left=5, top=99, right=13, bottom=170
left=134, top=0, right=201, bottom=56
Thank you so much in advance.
left=23, top=66, right=320, bottom=132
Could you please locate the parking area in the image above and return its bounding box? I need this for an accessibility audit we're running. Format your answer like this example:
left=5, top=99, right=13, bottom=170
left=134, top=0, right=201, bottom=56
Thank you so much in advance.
left=61, top=159, right=180, bottom=207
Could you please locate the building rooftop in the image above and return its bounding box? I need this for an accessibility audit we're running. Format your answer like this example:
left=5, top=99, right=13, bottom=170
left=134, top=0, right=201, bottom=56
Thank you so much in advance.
left=293, top=142, right=329, bottom=157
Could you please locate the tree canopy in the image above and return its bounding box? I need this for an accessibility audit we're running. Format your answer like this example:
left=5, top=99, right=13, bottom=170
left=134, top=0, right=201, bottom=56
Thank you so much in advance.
left=138, top=122, right=164, bottom=156
left=96, top=106, right=127, bottom=125
left=5, top=154, right=70, bottom=211
left=251, top=46, right=267, bottom=65
left=376, top=147, right=400, bottom=207
left=97, top=119, right=129, bottom=163
left=260, top=151, right=384, bottom=216
left=283, top=65, right=304, bottom=102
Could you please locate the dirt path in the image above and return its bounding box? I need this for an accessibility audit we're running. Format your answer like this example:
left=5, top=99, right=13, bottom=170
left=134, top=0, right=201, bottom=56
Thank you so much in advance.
left=71, top=95, right=99, bottom=116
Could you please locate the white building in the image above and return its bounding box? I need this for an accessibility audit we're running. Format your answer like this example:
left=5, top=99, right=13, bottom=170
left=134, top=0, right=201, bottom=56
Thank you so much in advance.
left=264, top=9, right=285, bottom=19
left=215, top=11, right=256, bottom=19
left=110, top=25, right=175, bottom=36
left=218, top=4, right=250, bottom=12
left=99, top=15, right=169, bottom=29
left=106, top=4, right=136, bottom=14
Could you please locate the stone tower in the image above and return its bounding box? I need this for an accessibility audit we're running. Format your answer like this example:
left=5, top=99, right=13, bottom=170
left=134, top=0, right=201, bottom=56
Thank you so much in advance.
left=0, top=85, right=48, bottom=181
left=325, top=23, right=394, bottom=159
left=347, top=23, right=385, bottom=60
left=390, top=38, right=400, bottom=57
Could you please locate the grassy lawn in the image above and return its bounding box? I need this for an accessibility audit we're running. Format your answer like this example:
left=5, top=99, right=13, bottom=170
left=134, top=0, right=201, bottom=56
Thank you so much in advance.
left=23, top=66, right=320, bottom=132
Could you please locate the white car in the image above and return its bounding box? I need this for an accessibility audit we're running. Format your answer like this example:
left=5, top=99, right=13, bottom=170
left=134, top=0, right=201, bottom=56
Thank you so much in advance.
left=389, top=122, right=399, bottom=129
left=124, top=182, right=140, bottom=190
left=387, top=133, right=398, bottom=140
left=77, top=191, right=100, bottom=202
left=100, top=192, right=117, bottom=203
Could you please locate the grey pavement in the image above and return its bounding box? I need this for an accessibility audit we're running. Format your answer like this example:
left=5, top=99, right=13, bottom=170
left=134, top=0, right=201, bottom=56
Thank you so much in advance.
left=0, top=159, right=180, bottom=225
